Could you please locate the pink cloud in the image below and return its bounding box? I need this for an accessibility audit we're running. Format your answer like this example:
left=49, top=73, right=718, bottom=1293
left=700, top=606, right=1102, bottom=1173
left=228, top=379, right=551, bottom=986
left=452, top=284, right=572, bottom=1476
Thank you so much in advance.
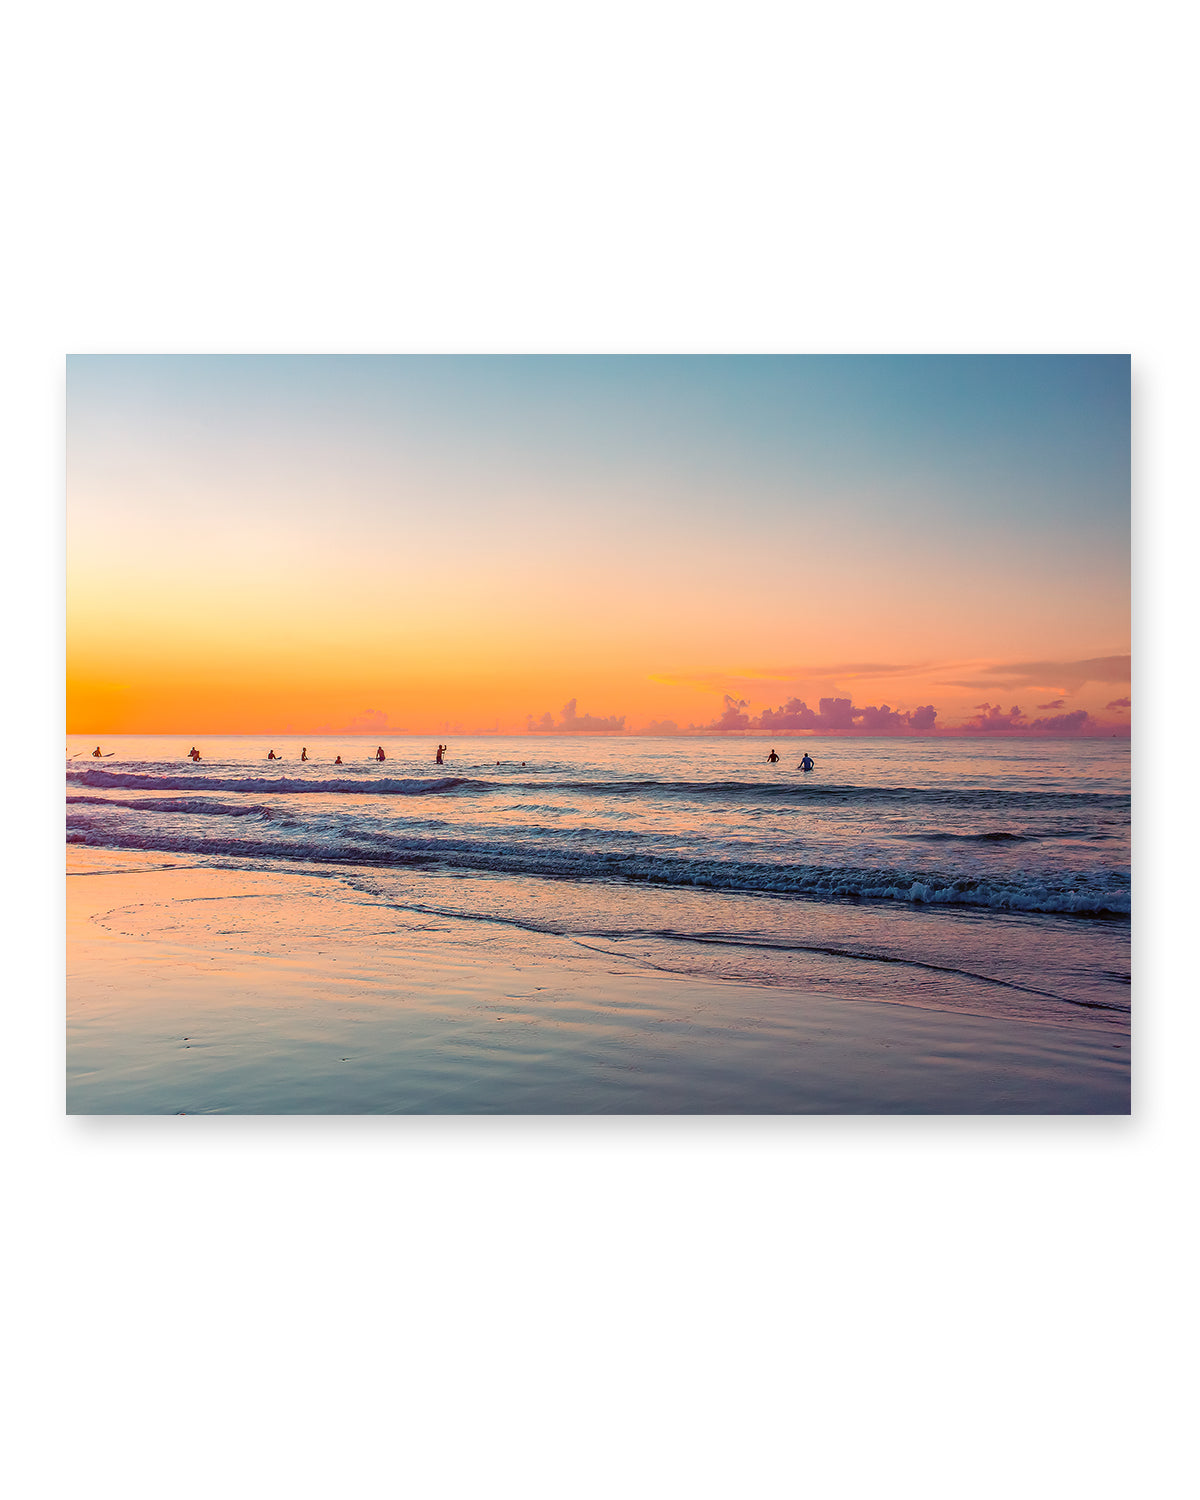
left=1106, top=697, right=1131, bottom=710
left=526, top=698, right=626, bottom=732
left=694, top=695, right=752, bottom=732
left=962, top=703, right=1027, bottom=732
left=331, top=708, right=397, bottom=733
left=752, top=697, right=937, bottom=735
left=1028, top=709, right=1093, bottom=733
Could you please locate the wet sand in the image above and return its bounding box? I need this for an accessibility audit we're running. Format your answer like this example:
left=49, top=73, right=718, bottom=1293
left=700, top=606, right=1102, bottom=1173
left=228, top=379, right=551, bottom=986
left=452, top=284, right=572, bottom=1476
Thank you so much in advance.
left=67, top=853, right=1130, bottom=1114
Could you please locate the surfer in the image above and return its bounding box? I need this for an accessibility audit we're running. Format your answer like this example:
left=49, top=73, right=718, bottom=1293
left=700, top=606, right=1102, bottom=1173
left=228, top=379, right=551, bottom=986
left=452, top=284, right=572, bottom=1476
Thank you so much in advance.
left=301, top=747, right=308, bottom=761
left=189, top=747, right=201, bottom=761
left=267, top=749, right=278, bottom=760
left=435, top=744, right=444, bottom=765
left=334, top=755, right=343, bottom=765
left=799, top=753, right=815, bottom=771
left=376, top=746, right=386, bottom=761
left=92, top=746, right=102, bottom=757
left=766, top=748, right=779, bottom=763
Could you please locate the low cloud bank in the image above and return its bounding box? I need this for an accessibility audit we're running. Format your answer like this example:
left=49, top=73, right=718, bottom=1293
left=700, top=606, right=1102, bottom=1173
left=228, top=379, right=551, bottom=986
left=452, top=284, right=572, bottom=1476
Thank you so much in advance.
left=695, top=695, right=752, bottom=732
left=694, top=695, right=938, bottom=735
left=526, top=698, right=626, bottom=733
left=525, top=690, right=1128, bottom=737
left=687, top=694, right=1124, bottom=736
left=1029, top=709, right=1092, bottom=732
left=318, top=708, right=398, bottom=733
left=961, top=703, right=1028, bottom=732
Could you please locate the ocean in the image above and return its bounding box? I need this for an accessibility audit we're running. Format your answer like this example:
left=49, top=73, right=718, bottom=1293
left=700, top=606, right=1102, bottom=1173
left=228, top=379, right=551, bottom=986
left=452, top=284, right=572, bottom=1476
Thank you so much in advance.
left=67, top=733, right=1129, bottom=1035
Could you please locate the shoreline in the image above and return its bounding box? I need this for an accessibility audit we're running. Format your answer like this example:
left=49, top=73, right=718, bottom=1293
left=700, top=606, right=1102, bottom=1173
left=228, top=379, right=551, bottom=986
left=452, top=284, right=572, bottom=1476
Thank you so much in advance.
left=67, top=854, right=1130, bottom=1115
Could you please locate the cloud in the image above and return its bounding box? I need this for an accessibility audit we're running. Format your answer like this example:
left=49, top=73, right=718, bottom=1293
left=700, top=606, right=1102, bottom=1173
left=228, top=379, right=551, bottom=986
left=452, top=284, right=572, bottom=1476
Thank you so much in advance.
left=693, top=695, right=752, bottom=732
left=652, top=663, right=920, bottom=692
left=753, top=697, right=937, bottom=735
left=1028, top=709, right=1093, bottom=733
left=341, top=709, right=393, bottom=733
left=945, top=703, right=1099, bottom=734
left=962, top=703, right=1028, bottom=732
left=977, top=656, right=1131, bottom=692
left=638, top=719, right=683, bottom=735
left=748, top=662, right=920, bottom=681
left=1037, top=699, right=1066, bottom=710
left=526, top=698, right=626, bottom=733
left=1106, top=697, right=1131, bottom=710
left=650, top=671, right=735, bottom=692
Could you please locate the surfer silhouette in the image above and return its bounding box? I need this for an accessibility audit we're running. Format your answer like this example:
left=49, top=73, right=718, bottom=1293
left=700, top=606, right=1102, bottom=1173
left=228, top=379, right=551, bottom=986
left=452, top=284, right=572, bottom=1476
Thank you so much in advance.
left=799, top=753, right=815, bottom=771
left=92, top=746, right=102, bottom=757
left=435, top=744, right=444, bottom=765
left=301, top=747, right=308, bottom=761
left=267, top=749, right=278, bottom=760
left=766, top=749, right=779, bottom=763
left=188, top=747, right=201, bottom=761
left=334, top=755, right=342, bottom=765
left=376, top=746, right=386, bottom=761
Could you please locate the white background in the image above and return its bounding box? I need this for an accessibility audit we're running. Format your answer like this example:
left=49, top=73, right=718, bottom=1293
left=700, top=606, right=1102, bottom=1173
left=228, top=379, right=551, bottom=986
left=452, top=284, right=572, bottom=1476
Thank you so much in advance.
left=3, top=2, right=1192, bottom=1496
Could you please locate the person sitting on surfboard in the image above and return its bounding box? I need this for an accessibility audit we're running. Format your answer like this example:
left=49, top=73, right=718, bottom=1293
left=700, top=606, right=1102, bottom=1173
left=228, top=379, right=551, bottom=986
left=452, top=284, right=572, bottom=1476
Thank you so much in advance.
left=92, top=746, right=103, bottom=757
left=799, top=753, right=815, bottom=771
left=334, top=755, right=342, bottom=765
left=766, top=748, right=779, bottom=763
left=301, top=747, right=308, bottom=761
left=267, top=749, right=278, bottom=760
left=376, top=745, right=386, bottom=761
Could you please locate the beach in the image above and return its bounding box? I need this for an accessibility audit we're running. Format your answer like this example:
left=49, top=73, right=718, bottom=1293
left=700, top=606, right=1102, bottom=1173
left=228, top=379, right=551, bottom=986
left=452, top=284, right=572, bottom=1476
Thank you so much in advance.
left=67, top=843, right=1129, bottom=1114
left=67, top=734, right=1130, bottom=1113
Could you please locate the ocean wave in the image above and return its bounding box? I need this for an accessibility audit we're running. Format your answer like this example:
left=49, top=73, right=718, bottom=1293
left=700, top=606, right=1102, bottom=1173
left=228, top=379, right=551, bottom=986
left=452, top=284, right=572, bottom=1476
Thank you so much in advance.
left=67, top=770, right=469, bottom=796
left=498, top=778, right=1128, bottom=810
left=67, top=794, right=277, bottom=818
left=64, top=821, right=1130, bottom=917
left=66, top=766, right=1127, bottom=811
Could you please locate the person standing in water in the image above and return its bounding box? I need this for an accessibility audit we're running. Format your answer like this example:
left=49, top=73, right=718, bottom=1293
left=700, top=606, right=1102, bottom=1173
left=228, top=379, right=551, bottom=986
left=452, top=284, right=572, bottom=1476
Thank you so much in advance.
left=334, top=755, right=343, bottom=765
left=435, top=744, right=445, bottom=765
left=376, top=745, right=386, bottom=761
left=766, top=748, right=780, bottom=763
left=799, top=753, right=815, bottom=771
left=188, top=746, right=201, bottom=761
left=301, top=747, right=308, bottom=761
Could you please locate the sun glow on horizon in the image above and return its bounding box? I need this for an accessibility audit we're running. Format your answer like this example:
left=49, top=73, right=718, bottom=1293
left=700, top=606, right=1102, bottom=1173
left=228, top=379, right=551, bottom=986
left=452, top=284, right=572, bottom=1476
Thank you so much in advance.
left=68, top=355, right=1130, bottom=736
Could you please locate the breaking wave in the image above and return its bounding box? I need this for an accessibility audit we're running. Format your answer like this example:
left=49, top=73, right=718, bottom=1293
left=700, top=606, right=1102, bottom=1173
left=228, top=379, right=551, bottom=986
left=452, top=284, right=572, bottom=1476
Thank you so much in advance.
left=66, top=766, right=1128, bottom=811
left=68, top=770, right=469, bottom=796
left=65, top=819, right=1129, bottom=916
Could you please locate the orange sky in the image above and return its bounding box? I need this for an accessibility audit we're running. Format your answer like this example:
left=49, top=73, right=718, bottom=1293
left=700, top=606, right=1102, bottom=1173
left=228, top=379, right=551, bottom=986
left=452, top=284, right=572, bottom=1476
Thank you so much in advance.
left=67, top=356, right=1130, bottom=735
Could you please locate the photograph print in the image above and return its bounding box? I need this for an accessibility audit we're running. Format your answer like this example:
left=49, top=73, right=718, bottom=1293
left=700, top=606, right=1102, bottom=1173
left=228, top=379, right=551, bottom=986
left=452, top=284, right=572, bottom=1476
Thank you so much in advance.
left=66, top=354, right=1130, bottom=1114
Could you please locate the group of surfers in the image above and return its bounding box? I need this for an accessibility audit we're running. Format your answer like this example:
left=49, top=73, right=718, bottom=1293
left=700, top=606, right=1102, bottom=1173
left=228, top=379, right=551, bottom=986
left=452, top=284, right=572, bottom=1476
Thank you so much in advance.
left=89, top=743, right=817, bottom=771
left=263, top=746, right=394, bottom=764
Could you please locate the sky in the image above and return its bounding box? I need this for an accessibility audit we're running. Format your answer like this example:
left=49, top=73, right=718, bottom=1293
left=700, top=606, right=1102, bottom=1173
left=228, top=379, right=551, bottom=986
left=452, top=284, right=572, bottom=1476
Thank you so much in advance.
left=67, top=355, right=1130, bottom=735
